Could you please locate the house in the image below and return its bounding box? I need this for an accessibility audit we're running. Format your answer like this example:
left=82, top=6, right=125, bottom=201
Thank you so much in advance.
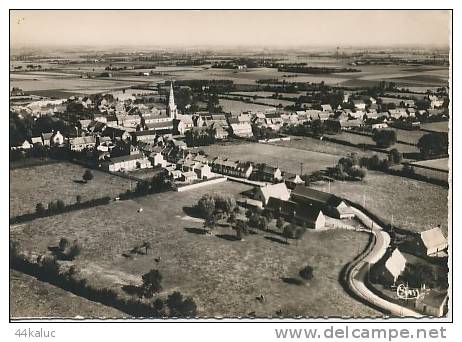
left=254, top=183, right=290, bottom=205
left=169, top=169, right=182, bottom=180
left=41, top=132, right=54, bottom=146
left=31, top=137, right=43, bottom=146
left=175, top=115, right=194, bottom=134
left=130, top=130, right=157, bottom=143
left=373, top=248, right=407, bottom=285
left=145, top=120, right=174, bottom=133
left=16, top=140, right=32, bottom=150
left=116, top=114, right=142, bottom=128
left=290, top=185, right=355, bottom=219
left=235, top=162, right=253, bottom=179
left=69, top=136, right=97, bottom=152
left=320, top=104, right=333, bottom=112
left=415, top=291, right=448, bottom=317
left=340, top=119, right=363, bottom=129
left=415, top=227, right=448, bottom=256
left=103, top=126, right=133, bottom=142
left=181, top=170, right=198, bottom=183
left=194, top=164, right=214, bottom=180
left=282, top=172, right=304, bottom=189
left=352, top=100, right=366, bottom=110
left=259, top=165, right=282, bottom=182
left=149, top=151, right=168, bottom=168
left=101, top=153, right=151, bottom=172
left=318, top=112, right=330, bottom=121
left=428, top=95, right=445, bottom=109
left=50, top=131, right=64, bottom=146
left=230, top=122, right=253, bottom=138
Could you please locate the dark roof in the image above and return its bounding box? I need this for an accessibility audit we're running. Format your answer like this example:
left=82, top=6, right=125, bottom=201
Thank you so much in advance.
left=294, top=203, right=323, bottom=222
left=130, top=130, right=157, bottom=137
left=291, top=185, right=342, bottom=206
left=266, top=197, right=297, bottom=214
left=110, top=153, right=144, bottom=163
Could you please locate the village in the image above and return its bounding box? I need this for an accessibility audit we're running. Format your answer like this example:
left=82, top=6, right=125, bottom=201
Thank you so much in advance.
left=10, top=74, right=450, bottom=318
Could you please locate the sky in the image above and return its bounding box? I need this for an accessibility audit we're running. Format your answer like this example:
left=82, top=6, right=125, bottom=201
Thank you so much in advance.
left=10, top=10, right=451, bottom=48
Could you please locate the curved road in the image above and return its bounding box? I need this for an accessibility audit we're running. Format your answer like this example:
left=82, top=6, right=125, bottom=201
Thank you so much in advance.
left=348, top=207, right=423, bottom=317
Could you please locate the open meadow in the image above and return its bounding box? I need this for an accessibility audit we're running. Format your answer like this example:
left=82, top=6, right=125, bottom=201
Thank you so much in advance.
left=196, top=142, right=341, bottom=175
left=9, top=162, right=133, bottom=218
left=310, top=171, right=449, bottom=235
left=10, top=181, right=380, bottom=318
left=10, top=270, right=126, bottom=319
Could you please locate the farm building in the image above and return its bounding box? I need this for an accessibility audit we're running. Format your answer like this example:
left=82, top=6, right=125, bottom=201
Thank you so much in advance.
left=415, top=291, right=448, bottom=317
left=254, top=183, right=290, bottom=205
left=372, top=248, right=407, bottom=285
left=230, top=122, right=253, bottom=138
left=282, top=172, right=304, bottom=189
left=415, top=227, right=448, bottom=257
left=265, top=198, right=326, bottom=229
left=290, top=185, right=354, bottom=219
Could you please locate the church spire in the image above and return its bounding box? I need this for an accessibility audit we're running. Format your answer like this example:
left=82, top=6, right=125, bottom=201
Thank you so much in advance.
left=167, top=81, right=178, bottom=119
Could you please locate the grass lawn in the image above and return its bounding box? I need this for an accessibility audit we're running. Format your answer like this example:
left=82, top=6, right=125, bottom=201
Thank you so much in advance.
left=10, top=270, right=126, bottom=319
left=310, top=171, right=449, bottom=235
left=10, top=181, right=380, bottom=318
left=197, top=142, right=341, bottom=175
left=10, top=162, right=133, bottom=217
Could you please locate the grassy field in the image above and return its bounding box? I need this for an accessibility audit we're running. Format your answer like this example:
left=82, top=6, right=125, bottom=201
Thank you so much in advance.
left=10, top=162, right=133, bottom=217
left=330, top=132, right=421, bottom=156
left=310, top=171, right=449, bottom=235
left=411, top=158, right=449, bottom=172
left=197, top=143, right=341, bottom=175
left=270, top=136, right=389, bottom=159
left=219, top=99, right=275, bottom=113
left=10, top=270, right=126, bottom=319
left=421, top=121, right=450, bottom=133
left=10, top=181, right=380, bottom=318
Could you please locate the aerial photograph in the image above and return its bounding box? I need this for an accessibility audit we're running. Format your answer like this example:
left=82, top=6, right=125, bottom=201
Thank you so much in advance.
left=9, top=10, right=451, bottom=319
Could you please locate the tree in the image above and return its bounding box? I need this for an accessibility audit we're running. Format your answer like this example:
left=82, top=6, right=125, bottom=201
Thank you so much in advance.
left=141, top=269, right=162, bottom=298
left=83, top=170, right=94, bottom=183
left=417, top=132, right=448, bottom=158
left=76, top=195, right=82, bottom=204
left=293, top=226, right=306, bottom=245
left=276, top=217, right=284, bottom=230
left=56, top=199, right=66, bottom=212
left=389, top=148, right=403, bottom=165
left=48, top=201, right=57, bottom=213
left=299, top=265, right=314, bottom=281
left=283, top=224, right=296, bottom=243
left=373, top=129, right=397, bottom=148
left=348, top=166, right=367, bottom=180
left=36, top=203, right=46, bottom=216
left=166, top=291, right=197, bottom=317
left=197, top=194, right=215, bottom=219
left=141, top=241, right=152, bottom=255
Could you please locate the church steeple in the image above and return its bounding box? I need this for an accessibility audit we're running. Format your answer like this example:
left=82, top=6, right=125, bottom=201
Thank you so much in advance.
left=167, top=81, right=178, bottom=119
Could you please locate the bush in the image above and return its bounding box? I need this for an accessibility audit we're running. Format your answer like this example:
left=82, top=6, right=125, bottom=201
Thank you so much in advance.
left=141, top=269, right=162, bottom=298
left=83, top=170, right=94, bottom=183
left=166, top=291, right=197, bottom=317
left=57, top=239, right=82, bottom=261
left=299, top=265, right=314, bottom=280
left=35, top=203, right=46, bottom=216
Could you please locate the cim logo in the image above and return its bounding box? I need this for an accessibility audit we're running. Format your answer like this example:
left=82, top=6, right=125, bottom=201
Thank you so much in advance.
left=396, top=283, right=428, bottom=300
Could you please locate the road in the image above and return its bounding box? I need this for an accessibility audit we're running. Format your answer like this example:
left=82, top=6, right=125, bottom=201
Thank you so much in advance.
left=348, top=207, right=423, bottom=317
